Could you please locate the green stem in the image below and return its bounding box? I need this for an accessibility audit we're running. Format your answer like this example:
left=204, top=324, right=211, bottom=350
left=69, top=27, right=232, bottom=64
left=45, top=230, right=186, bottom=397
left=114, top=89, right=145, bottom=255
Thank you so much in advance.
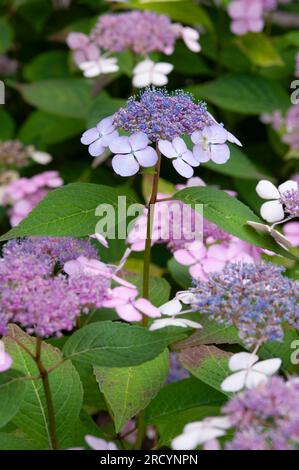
left=135, top=149, right=162, bottom=450
left=142, top=149, right=162, bottom=306
left=134, top=411, right=146, bottom=450
left=35, top=337, right=58, bottom=450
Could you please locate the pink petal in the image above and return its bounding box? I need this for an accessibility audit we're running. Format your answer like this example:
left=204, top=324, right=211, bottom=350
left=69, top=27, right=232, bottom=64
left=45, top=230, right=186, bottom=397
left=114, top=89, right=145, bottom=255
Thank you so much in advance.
left=172, top=159, right=194, bottom=178
left=189, top=263, right=206, bottom=280
left=0, top=352, right=13, bottom=372
left=112, top=154, right=140, bottom=177
left=116, top=304, right=142, bottom=322
left=66, top=32, right=89, bottom=49
left=231, top=20, right=249, bottom=35
left=248, top=19, right=264, bottom=33
left=134, top=147, right=158, bottom=168
left=134, top=298, right=161, bottom=318
left=109, top=136, right=131, bottom=154
left=174, top=249, right=196, bottom=266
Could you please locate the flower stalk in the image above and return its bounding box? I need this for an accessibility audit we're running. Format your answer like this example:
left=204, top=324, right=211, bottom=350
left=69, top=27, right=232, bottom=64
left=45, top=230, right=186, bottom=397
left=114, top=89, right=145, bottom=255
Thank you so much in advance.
left=35, top=336, right=58, bottom=450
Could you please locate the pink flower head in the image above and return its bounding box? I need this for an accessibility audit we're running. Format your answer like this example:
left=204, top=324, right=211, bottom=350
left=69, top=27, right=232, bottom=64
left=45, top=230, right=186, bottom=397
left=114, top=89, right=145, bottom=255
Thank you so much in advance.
left=191, top=124, right=238, bottom=165
left=158, top=137, right=199, bottom=178
left=109, top=132, right=158, bottom=177
left=81, top=116, right=119, bottom=157
left=228, top=0, right=264, bottom=35
left=282, top=221, right=299, bottom=247
left=174, top=238, right=259, bottom=280
left=66, top=32, right=99, bottom=66
left=3, top=171, right=63, bottom=226
left=103, top=286, right=160, bottom=322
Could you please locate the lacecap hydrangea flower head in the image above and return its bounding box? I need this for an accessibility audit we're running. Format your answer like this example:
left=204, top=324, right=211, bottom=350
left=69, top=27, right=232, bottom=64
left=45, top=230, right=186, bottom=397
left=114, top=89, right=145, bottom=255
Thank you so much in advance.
left=189, top=261, right=299, bottom=348
left=67, top=10, right=201, bottom=87
left=81, top=88, right=241, bottom=178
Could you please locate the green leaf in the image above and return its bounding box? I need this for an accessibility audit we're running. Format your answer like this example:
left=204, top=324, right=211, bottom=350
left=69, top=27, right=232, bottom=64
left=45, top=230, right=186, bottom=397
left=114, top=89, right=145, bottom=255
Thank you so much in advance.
left=0, top=432, right=36, bottom=450
left=178, top=345, right=231, bottom=395
left=94, top=349, right=169, bottom=432
left=145, top=377, right=225, bottom=423
left=18, top=111, right=84, bottom=146
left=0, top=109, right=15, bottom=140
left=126, top=275, right=171, bottom=307
left=63, top=321, right=177, bottom=367
left=188, top=74, right=289, bottom=114
left=122, top=1, right=213, bottom=31
left=23, top=51, right=71, bottom=82
left=284, top=30, right=299, bottom=47
left=157, top=406, right=220, bottom=447
left=202, top=145, right=270, bottom=180
left=0, top=369, right=27, bottom=428
left=87, top=91, right=126, bottom=128
left=4, top=325, right=83, bottom=449
left=235, top=33, right=284, bottom=67
left=168, top=257, right=192, bottom=289
left=17, top=79, right=93, bottom=119
left=174, top=186, right=296, bottom=260
left=259, top=329, right=299, bottom=373
left=176, top=317, right=239, bottom=347
left=0, top=17, right=14, bottom=54
left=0, top=183, right=137, bottom=241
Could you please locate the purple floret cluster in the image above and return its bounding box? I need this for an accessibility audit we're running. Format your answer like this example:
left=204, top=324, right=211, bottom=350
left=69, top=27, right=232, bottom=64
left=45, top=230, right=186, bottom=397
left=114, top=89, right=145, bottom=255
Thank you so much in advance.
left=224, top=377, right=299, bottom=450
left=113, top=88, right=212, bottom=142
left=0, top=237, right=109, bottom=337
left=90, top=11, right=177, bottom=55
left=191, top=262, right=299, bottom=348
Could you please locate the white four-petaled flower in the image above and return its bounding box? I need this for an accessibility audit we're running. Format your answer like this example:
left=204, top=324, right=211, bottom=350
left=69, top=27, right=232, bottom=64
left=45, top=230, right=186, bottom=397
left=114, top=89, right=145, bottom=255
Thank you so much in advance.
left=246, top=221, right=292, bottom=251
left=181, top=26, right=201, bottom=53
left=221, top=352, right=282, bottom=393
left=79, top=55, right=119, bottom=77
left=109, top=132, right=158, bottom=176
left=158, top=137, right=199, bottom=178
left=81, top=116, right=119, bottom=157
left=191, top=124, right=241, bottom=165
left=132, top=59, right=174, bottom=88
left=172, top=417, right=231, bottom=450
left=149, top=297, right=202, bottom=331
left=256, top=179, right=298, bottom=223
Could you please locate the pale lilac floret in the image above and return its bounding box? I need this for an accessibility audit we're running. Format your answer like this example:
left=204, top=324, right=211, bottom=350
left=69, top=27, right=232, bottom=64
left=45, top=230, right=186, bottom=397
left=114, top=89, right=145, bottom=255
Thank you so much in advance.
left=0, top=345, right=12, bottom=372
left=223, top=377, right=299, bottom=450
left=66, top=32, right=99, bottom=66
left=158, top=137, right=199, bottom=178
left=191, top=262, right=299, bottom=348
left=191, top=124, right=240, bottom=164
left=228, top=0, right=264, bottom=35
left=90, top=11, right=177, bottom=55
left=2, top=171, right=63, bottom=226
left=174, top=238, right=260, bottom=280
left=81, top=116, right=119, bottom=157
left=109, top=132, right=158, bottom=177
left=0, top=237, right=110, bottom=337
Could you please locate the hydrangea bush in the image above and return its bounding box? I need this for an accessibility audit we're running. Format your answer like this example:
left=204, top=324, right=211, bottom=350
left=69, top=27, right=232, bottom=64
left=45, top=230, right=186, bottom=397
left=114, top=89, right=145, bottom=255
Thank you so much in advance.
left=0, top=0, right=299, bottom=452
